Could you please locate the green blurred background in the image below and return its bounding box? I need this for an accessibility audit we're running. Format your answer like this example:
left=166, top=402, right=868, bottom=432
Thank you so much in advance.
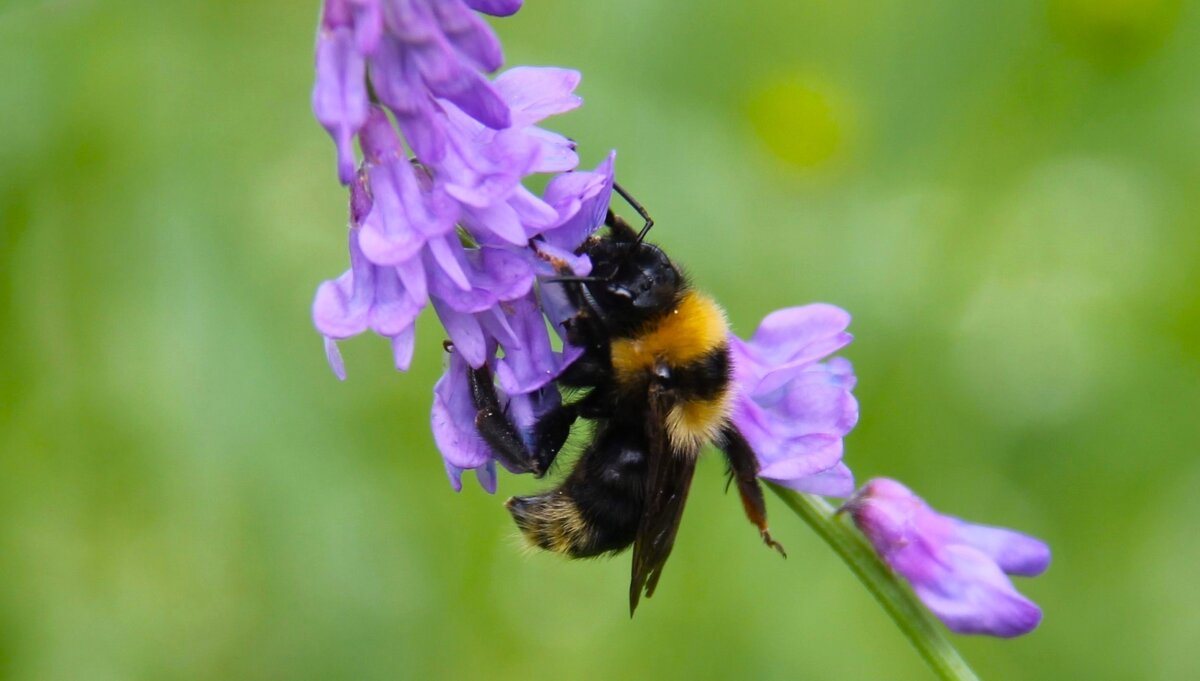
left=2, top=0, right=1198, bottom=678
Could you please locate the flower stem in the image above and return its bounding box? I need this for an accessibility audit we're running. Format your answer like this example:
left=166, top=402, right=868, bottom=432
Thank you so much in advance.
left=766, top=483, right=980, bottom=681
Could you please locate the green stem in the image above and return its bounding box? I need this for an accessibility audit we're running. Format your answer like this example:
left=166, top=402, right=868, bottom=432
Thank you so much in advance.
left=766, top=483, right=980, bottom=681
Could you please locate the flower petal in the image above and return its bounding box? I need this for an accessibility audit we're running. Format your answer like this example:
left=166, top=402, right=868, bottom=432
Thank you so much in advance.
left=431, top=351, right=492, bottom=470
left=950, top=520, right=1052, bottom=577
left=914, top=545, right=1044, bottom=637
left=772, top=462, right=855, bottom=497
left=324, top=336, right=347, bottom=381
left=494, top=67, right=583, bottom=127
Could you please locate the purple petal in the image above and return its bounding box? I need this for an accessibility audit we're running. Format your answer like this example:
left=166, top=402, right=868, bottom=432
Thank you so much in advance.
left=736, top=305, right=853, bottom=395
left=754, top=434, right=843, bottom=480
left=526, top=127, right=580, bottom=173
left=463, top=0, right=522, bottom=17
left=462, top=199, right=527, bottom=245
left=432, top=0, right=504, bottom=72
left=477, top=247, right=535, bottom=301
left=539, top=151, right=615, bottom=250
left=391, top=324, right=417, bottom=371
left=478, top=305, right=521, bottom=348
left=359, top=162, right=429, bottom=265
left=951, top=520, right=1052, bottom=577
left=508, top=185, right=559, bottom=233
left=427, top=235, right=472, bottom=291
left=475, top=460, right=498, bottom=493
left=413, top=38, right=510, bottom=130
left=444, top=460, right=466, bottom=492
left=396, top=253, right=428, bottom=305
left=773, top=462, right=855, bottom=497
left=431, top=350, right=493, bottom=470
left=368, top=266, right=422, bottom=336
left=313, top=26, right=369, bottom=184
left=313, top=268, right=368, bottom=338
left=324, top=336, right=347, bottom=380
left=493, top=67, right=583, bottom=127
left=312, top=229, right=375, bottom=338
left=747, top=368, right=859, bottom=438
left=352, top=0, right=383, bottom=54
left=432, top=298, right=488, bottom=367
left=357, top=106, right=403, bottom=163
left=494, top=295, right=573, bottom=394
left=914, top=545, right=1044, bottom=637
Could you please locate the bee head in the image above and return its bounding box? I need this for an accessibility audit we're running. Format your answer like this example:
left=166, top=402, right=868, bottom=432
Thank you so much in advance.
left=603, top=242, right=680, bottom=313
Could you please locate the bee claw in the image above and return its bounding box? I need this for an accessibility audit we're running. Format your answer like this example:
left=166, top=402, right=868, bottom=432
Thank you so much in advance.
left=762, top=529, right=787, bottom=558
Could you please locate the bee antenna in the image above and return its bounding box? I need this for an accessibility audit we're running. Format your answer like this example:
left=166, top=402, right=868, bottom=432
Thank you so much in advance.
left=612, top=181, right=654, bottom=244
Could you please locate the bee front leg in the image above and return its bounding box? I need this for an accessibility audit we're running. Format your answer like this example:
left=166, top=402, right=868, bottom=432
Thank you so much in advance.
left=468, top=364, right=577, bottom=478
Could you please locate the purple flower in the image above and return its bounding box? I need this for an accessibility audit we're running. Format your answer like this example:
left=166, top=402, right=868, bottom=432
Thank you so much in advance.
left=845, top=478, right=1051, bottom=637
left=310, top=0, right=622, bottom=488
left=730, top=304, right=859, bottom=497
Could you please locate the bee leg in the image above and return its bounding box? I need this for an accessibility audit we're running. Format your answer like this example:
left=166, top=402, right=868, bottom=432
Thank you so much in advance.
left=719, top=426, right=787, bottom=558
left=530, top=400, right=578, bottom=474
left=468, top=364, right=577, bottom=477
left=469, top=364, right=541, bottom=476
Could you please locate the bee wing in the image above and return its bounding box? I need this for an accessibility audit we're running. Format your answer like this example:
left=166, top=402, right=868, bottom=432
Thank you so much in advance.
left=629, top=385, right=698, bottom=615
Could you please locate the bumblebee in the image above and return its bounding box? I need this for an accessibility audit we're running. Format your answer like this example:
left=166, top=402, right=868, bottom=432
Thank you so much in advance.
left=466, top=183, right=784, bottom=614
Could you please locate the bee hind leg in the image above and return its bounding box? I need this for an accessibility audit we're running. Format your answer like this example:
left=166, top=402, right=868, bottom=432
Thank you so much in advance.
left=719, top=426, right=787, bottom=558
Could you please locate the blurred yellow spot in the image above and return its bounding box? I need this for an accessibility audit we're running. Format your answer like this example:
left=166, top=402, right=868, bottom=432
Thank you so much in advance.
left=747, top=79, right=844, bottom=169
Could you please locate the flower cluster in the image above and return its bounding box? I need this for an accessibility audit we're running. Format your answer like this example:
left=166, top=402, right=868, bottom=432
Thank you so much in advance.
left=844, top=479, right=1051, bottom=637
left=310, top=0, right=614, bottom=489
left=308, top=0, right=1049, bottom=641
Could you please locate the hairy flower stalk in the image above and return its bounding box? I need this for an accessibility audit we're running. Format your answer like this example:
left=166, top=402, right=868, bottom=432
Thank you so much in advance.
left=307, top=0, right=1050, bottom=668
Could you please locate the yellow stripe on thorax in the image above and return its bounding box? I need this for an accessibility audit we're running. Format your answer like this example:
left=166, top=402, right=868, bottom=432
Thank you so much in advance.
left=610, top=291, right=729, bottom=382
